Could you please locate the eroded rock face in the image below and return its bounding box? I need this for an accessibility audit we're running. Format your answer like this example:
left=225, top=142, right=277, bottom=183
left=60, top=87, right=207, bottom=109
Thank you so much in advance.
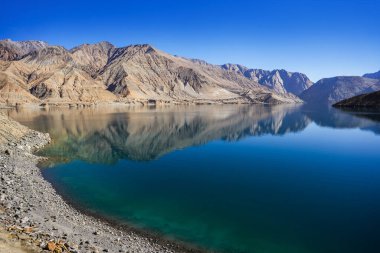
left=0, top=39, right=310, bottom=105
left=70, top=41, right=116, bottom=77
left=221, top=64, right=313, bottom=95
left=0, top=39, right=48, bottom=61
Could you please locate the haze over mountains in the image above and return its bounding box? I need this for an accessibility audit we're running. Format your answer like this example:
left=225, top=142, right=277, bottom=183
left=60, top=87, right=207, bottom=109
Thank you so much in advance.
left=0, top=39, right=379, bottom=107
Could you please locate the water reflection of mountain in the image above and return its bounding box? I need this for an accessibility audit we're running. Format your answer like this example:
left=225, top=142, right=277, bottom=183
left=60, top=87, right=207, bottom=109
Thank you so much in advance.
left=302, top=104, right=380, bottom=134
left=7, top=104, right=380, bottom=164
left=7, top=105, right=308, bottom=163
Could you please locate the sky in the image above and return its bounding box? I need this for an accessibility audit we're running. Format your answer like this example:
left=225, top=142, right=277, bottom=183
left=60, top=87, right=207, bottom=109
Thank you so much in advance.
left=1, top=0, right=379, bottom=81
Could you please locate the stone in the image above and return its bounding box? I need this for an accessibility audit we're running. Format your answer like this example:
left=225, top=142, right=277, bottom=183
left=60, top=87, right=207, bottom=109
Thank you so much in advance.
left=4, top=149, right=13, bottom=155
left=47, top=241, right=56, bottom=251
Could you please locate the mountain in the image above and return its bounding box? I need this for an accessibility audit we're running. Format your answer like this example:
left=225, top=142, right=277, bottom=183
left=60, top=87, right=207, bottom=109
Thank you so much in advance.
left=99, top=45, right=301, bottom=103
left=0, top=45, right=116, bottom=104
left=0, top=39, right=48, bottom=61
left=299, top=76, right=380, bottom=105
left=333, top=90, right=380, bottom=108
left=363, top=70, right=380, bottom=80
left=70, top=41, right=116, bottom=77
left=0, top=39, right=312, bottom=106
left=221, top=64, right=313, bottom=95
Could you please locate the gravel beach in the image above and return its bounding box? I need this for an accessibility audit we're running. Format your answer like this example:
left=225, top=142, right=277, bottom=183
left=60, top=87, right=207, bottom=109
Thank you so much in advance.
left=0, top=113, right=201, bottom=253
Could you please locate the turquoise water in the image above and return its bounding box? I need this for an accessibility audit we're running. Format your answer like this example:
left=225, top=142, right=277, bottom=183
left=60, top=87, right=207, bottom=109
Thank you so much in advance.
left=8, top=105, right=380, bottom=253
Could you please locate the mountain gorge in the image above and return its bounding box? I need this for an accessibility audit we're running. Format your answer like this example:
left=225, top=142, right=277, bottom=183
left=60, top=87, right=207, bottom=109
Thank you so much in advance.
left=0, top=39, right=312, bottom=106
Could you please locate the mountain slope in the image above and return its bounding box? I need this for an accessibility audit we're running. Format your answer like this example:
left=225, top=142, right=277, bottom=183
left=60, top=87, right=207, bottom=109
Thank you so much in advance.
left=0, top=39, right=48, bottom=61
left=70, top=42, right=116, bottom=77
left=221, top=64, right=313, bottom=95
left=363, top=70, right=380, bottom=80
left=300, top=76, right=380, bottom=105
left=99, top=45, right=301, bottom=104
left=333, top=90, right=380, bottom=108
left=0, top=39, right=312, bottom=105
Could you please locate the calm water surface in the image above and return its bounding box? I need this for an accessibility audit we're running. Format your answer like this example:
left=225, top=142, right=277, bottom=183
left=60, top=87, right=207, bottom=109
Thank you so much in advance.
left=7, top=105, right=380, bottom=253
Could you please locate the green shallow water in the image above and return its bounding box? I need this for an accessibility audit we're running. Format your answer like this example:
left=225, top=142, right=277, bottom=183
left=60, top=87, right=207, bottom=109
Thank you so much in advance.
left=7, top=105, right=380, bottom=253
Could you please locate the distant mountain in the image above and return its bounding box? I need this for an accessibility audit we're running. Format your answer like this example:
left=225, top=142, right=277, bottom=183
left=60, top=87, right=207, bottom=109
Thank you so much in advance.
left=221, top=64, right=313, bottom=95
left=363, top=70, right=380, bottom=80
left=0, top=39, right=308, bottom=106
left=0, top=39, right=48, bottom=61
left=333, top=90, right=380, bottom=108
left=299, top=76, right=380, bottom=105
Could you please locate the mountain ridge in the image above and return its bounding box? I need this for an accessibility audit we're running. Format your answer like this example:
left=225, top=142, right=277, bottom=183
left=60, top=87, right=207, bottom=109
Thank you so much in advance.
left=0, top=39, right=310, bottom=106
left=300, top=76, right=380, bottom=105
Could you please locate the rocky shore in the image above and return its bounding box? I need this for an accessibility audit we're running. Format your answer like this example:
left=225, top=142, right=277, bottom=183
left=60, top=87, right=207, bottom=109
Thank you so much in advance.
left=0, top=113, right=198, bottom=253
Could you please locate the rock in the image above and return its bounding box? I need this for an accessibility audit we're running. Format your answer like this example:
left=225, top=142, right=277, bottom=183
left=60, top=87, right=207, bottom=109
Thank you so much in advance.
left=23, top=226, right=34, bottom=233
left=21, top=216, right=29, bottom=223
left=4, top=149, right=13, bottom=155
left=47, top=241, right=56, bottom=251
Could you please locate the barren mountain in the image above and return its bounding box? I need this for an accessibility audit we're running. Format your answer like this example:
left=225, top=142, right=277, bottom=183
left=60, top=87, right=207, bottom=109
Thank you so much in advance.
left=0, top=39, right=310, bottom=106
left=300, top=76, right=380, bottom=105
left=221, top=64, right=313, bottom=95
left=0, top=39, right=48, bottom=61
left=99, top=45, right=302, bottom=103
left=363, top=70, right=380, bottom=80
left=70, top=41, right=116, bottom=77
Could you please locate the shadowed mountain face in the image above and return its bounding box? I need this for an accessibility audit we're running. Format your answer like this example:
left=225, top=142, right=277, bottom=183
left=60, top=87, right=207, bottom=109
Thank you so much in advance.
left=300, top=76, right=380, bottom=105
left=8, top=104, right=380, bottom=165
left=0, top=39, right=309, bottom=105
left=333, top=90, right=380, bottom=108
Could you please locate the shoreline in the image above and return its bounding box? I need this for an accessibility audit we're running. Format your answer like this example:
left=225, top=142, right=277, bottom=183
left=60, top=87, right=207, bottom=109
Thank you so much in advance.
left=0, top=113, right=206, bottom=253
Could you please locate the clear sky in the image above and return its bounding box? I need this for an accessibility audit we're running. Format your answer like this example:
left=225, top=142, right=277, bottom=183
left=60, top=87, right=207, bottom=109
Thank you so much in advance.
left=1, top=0, right=379, bottom=81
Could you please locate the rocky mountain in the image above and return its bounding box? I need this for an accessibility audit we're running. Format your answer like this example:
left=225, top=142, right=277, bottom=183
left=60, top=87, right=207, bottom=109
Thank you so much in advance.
left=0, top=39, right=48, bottom=61
left=333, top=90, right=380, bottom=108
left=98, top=45, right=301, bottom=103
left=220, top=64, right=313, bottom=95
left=0, top=39, right=312, bottom=106
left=299, top=76, right=380, bottom=105
left=70, top=41, right=116, bottom=77
left=363, top=70, right=380, bottom=80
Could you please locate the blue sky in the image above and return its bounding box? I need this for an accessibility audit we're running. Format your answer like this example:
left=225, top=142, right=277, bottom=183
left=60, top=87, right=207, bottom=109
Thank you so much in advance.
left=1, top=0, right=379, bottom=81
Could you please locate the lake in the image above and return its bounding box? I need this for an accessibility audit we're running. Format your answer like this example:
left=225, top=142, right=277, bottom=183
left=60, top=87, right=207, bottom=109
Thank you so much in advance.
left=7, top=104, right=380, bottom=253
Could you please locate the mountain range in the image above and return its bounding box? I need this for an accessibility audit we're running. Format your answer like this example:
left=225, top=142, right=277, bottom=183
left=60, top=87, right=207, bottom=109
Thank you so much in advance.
left=0, top=39, right=311, bottom=106
left=1, top=39, right=379, bottom=107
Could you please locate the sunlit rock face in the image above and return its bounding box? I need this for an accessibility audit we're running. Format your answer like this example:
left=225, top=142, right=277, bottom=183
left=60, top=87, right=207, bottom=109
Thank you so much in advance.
left=221, top=64, right=313, bottom=96
left=0, top=39, right=307, bottom=106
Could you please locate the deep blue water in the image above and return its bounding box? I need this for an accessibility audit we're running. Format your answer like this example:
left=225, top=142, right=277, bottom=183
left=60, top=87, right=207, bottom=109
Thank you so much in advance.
left=8, top=105, right=380, bottom=253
